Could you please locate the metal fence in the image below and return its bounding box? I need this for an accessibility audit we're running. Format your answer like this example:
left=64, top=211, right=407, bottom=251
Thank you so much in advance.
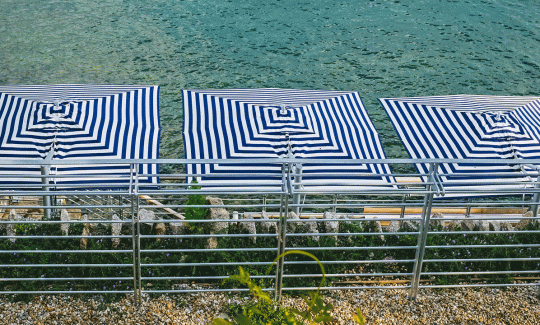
left=1, top=158, right=539, bottom=301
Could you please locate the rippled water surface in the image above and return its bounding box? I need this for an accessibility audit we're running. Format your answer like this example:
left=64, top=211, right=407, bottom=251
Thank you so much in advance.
left=1, top=0, right=539, bottom=159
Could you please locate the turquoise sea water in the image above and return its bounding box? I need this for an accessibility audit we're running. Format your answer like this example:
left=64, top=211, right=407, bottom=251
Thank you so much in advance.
left=1, top=0, right=539, bottom=160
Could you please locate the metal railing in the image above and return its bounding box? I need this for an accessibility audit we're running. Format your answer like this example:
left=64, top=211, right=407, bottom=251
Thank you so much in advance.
left=1, top=158, right=539, bottom=301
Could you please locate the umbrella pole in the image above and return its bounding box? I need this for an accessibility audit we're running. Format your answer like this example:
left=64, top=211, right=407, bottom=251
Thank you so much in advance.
left=531, top=181, right=540, bottom=219
left=41, top=165, right=51, bottom=220
left=41, top=150, right=54, bottom=220
left=292, top=164, right=302, bottom=216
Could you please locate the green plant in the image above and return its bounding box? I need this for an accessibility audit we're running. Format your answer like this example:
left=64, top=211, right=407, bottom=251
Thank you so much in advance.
left=352, top=307, right=365, bottom=325
left=213, top=250, right=365, bottom=325
left=184, top=179, right=208, bottom=221
left=13, top=222, right=35, bottom=235
left=215, top=266, right=298, bottom=325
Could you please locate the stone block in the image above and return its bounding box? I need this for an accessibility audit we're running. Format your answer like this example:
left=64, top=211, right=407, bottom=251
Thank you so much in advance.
left=60, top=209, right=70, bottom=236
left=111, top=214, right=122, bottom=248
left=7, top=210, right=24, bottom=243
left=138, top=208, right=156, bottom=235
left=206, top=196, right=229, bottom=233
left=306, top=219, right=320, bottom=241
left=80, top=214, right=90, bottom=250
left=370, top=220, right=385, bottom=242
left=260, top=211, right=277, bottom=234
left=478, top=220, right=490, bottom=232
left=489, top=221, right=500, bottom=232
left=516, top=211, right=532, bottom=230
left=241, top=213, right=257, bottom=244
left=446, top=220, right=459, bottom=231
left=286, top=211, right=300, bottom=233
left=461, top=219, right=476, bottom=232
left=501, top=221, right=516, bottom=232
left=154, top=221, right=166, bottom=242
left=430, top=212, right=444, bottom=228
left=139, top=208, right=155, bottom=225
left=0, top=196, right=9, bottom=219
left=387, top=220, right=400, bottom=233
left=168, top=221, right=185, bottom=236
left=402, top=220, right=419, bottom=232
left=323, top=211, right=339, bottom=233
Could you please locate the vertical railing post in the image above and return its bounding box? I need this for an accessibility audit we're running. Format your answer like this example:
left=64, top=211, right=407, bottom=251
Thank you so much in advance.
left=130, top=163, right=137, bottom=301
left=135, top=164, right=142, bottom=304
left=135, top=194, right=141, bottom=303
left=410, top=163, right=437, bottom=299
left=532, top=172, right=540, bottom=300
left=130, top=163, right=141, bottom=305
left=275, top=161, right=291, bottom=302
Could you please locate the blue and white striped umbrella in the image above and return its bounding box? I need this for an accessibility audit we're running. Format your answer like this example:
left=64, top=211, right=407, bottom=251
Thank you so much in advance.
left=183, top=88, right=393, bottom=189
left=379, top=94, right=540, bottom=193
left=0, top=84, right=160, bottom=188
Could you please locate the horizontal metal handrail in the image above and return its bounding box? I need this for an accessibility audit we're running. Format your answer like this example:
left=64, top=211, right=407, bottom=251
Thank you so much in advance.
left=0, top=264, right=132, bottom=268
left=2, top=157, right=539, bottom=164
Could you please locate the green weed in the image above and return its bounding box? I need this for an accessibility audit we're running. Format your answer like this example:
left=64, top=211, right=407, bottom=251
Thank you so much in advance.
left=213, top=250, right=364, bottom=325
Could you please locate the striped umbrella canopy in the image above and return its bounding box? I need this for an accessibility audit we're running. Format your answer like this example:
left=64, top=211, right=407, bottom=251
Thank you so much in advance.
left=0, top=84, right=160, bottom=188
left=183, top=88, right=393, bottom=189
left=379, top=94, right=540, bottom=194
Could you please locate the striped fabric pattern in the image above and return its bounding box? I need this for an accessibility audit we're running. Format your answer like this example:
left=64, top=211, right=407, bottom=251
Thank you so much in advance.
left=379, top=94, right=540, bottom=191
left=0, top=84, right=160, bottom=188
left=183, top=88, right=393, bottom=188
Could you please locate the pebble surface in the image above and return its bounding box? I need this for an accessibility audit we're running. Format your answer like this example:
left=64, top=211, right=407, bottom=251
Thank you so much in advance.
left=0, top=285, right=539, bottom=324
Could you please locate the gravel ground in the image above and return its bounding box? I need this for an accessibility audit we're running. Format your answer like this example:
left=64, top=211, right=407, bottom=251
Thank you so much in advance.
left=0, top=285, right=539, bottom=324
